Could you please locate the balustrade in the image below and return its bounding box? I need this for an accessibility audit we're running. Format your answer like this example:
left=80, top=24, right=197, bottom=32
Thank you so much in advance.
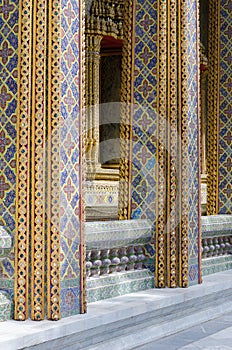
left=202, top=236, right=232, bottom=258
left=201, top=215, right=232, bottom=259
left=86, top=244, right=147, bottom=278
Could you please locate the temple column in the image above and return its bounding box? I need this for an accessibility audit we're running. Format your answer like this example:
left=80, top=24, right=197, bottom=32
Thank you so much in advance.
left=12, top=0, right=85, bottom=320
left=128, top=0, right=202, bottom=287
left=207, top=0, right=232, bottom=215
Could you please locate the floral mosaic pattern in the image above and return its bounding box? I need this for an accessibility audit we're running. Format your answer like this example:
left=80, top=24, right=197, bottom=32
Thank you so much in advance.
left=218, top=0, right=232, bottom=214
left=60, top=0, right=83, bottom=316
left=0, top=0, right=18, bottom=294
left=186, top=0, right=201, bottom=285
left=131, top=0, right=157, bottom=222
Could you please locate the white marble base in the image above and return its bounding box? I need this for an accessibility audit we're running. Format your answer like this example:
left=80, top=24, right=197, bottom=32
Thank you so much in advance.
left=0, top=270, right=232, bottom=350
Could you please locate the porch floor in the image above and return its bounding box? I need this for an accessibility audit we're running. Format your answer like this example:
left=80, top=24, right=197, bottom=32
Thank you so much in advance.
left=0, top=270, right=232, bottom=350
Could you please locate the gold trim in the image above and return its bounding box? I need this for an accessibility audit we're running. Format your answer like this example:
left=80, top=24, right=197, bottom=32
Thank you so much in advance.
left=207, top=0, right=220, bottom=215
left=80, top=0, right=87, bottom=314
left=47, top=0, right=61, bottom=320
left=167, top=0, right=178, bottom=288
left=179, top=0, right=191, bottom=288
left=14, top=0, right=33, bottom=321
left=156, top=0, right=167, bottom=288
left=30, top=0, right=46, bottom=320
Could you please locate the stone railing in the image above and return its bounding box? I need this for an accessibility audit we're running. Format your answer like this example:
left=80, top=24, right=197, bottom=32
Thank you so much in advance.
left=0, top=226, right=12, bottom=321
left=201, top=215, right=232, bottom=259
left=85, top=219, right=152, bottom=278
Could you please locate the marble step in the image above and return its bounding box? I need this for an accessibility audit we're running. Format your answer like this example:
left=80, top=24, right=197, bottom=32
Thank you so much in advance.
left=1, top=270, right=232, bottom=350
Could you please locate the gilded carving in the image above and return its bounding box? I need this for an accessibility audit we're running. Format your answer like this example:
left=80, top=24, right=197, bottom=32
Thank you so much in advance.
left=167, top=0, right=178, bottom=288
left=85, top=0, right=125, bottom=179
left=207, top=0, right=220, bottom=215
left=47, top=0, right=61, bottom=320
left=80, top=0, right=87, bottom=314
left=30, top=0, right=47, bottom=321
left=179, top=0, right=190, bottom=288
left=156, top=0, right=167, bottom=288
left=14, top=0, right=33, bottom=321
left=15, top=0, right=62, bottom=320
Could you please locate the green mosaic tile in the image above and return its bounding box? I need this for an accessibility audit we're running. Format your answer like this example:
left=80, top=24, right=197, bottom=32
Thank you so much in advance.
left=202, top=215, right=232, bottom=238
left=87, top=269, right=154, bottom=303
left=202, top=256, right=232, bottom=276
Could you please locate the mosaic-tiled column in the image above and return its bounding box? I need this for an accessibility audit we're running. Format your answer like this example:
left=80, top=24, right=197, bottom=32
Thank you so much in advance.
left=130, top=0, right=201, bottom=287
left=0, top=0, right=19, bottom=302
left=218, top=0, right=231, bottom=214
left=207, top=0, right=232, bottom=215
left=13, top=0, right=85, bottom=320
left=14, top=0, right=63, bottom=321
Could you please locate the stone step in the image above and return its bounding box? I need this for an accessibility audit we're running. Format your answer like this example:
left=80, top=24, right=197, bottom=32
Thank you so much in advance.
left=0, top=270, right=232, bottom=350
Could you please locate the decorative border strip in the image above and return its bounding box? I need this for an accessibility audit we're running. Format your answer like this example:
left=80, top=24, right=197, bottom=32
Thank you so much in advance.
left=156, top=0, right=167, bottom=288
left=47, top=0, right=61, bottom=320
left=79, top=0, right=86, bottom=314
left=179, top=0, right=190, bottom=288
left=118, top=0, right=135, bottom=220
left=30, top=0, right=47, bottom=320
left=167, top=0, right=178, bottom=288
left=207, top=0, right=220, bottom=215
left=14, top=0, right=33, bottom=321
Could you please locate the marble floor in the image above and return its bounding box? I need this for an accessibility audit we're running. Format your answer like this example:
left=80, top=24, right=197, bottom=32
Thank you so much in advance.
left=134, top=312, right=232, bottom=350
left=1, top=270, right=232, bottom=349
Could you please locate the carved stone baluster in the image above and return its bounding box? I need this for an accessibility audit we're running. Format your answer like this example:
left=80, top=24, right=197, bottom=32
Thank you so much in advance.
left=229, top=237, right=232, bottom=254
left=202, top=238, right=209, bottom=258
left=221, top=237, right=226, bottom=255
left=118, top=247, right=129, bottom=272
left=109, top=249, right=120, bottom=273
left=91, top=250, right=102, bottom=277
left=135, top=245, right=145, bottom=270
left=213, top=237, right=220, bottom=256
left=127, top=246, right=137, bottom=271
left=218, top=237, right=224, bottom=255
left=224, top=237, right=231, bottom=255
left=101, top=249, right=111, bottom=275
left=207, top=238, right=215, bottom=258
left=86, top=250, right=93, bottom=278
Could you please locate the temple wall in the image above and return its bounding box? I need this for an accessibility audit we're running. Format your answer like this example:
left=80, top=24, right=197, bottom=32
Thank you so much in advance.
left=0, top=0, right=18, bottom=297
left=218, top=0, right=232, bottom=214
